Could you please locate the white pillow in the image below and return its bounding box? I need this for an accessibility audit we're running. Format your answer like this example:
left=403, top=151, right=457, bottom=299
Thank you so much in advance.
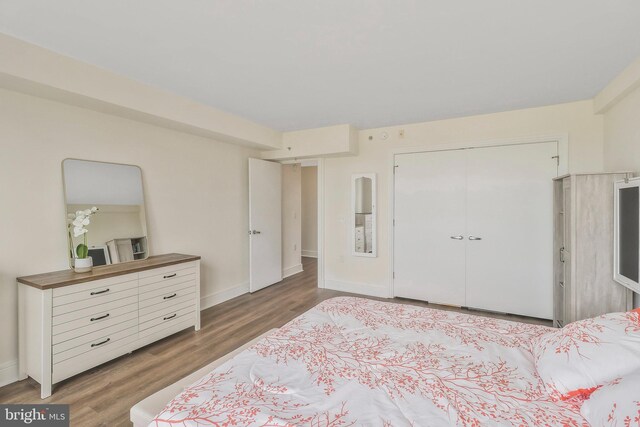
left=580, top=371, right=640, bottom=427
left=532, top=309, right=640, bottom=400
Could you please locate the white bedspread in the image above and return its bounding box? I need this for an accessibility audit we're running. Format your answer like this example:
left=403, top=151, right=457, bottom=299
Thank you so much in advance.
left=150, top=297, right=587, bottom=426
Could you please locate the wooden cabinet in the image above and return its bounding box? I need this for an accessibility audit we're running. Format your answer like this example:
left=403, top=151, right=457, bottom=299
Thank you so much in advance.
left=17, top=253, right=200, bottom=398
left=553, top=173, right=634, bottom=327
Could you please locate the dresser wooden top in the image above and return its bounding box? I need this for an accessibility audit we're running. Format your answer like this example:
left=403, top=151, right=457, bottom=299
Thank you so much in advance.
left=17, top=253, right=201, bottom=290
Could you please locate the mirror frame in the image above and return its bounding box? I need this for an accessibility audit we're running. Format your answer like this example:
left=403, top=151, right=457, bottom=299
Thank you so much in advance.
left=62, top=158, right=149, bottom=268
left=351, top=173, right=377, bottom=258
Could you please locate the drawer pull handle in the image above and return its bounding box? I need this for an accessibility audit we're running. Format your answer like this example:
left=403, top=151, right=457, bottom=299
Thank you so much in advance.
left=163, top=273, right=177, bottom=279
left=90, top=288, right=110, bottom=295
left=163, top=293, right=177, bottom=300
left=91, top=338, right=110, bottom=347
left=90, top=313, right=110, bottom=322
left=163, top=314, right=177, bottom=321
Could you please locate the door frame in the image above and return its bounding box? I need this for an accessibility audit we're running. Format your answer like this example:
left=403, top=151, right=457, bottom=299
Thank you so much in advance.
left=388, top=133, right=569, bottom=298
left=282, top=158, right=326, bottom=289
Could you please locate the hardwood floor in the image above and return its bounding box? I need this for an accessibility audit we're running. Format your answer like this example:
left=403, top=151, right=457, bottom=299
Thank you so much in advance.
left=0, top=257, right=550, bottom=426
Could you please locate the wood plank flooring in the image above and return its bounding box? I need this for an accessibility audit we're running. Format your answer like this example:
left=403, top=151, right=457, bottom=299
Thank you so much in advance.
left=0, top=257, right=550, bottom=426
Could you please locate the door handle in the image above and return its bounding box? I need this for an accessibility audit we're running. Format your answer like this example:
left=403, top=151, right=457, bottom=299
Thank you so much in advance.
left=468, top=236, right=482, bottom=241
left=450, top=235, right=464, bottom=240
left=560, top=247, right=565, bottom=263
left=251, top=230, right=261, bottom=234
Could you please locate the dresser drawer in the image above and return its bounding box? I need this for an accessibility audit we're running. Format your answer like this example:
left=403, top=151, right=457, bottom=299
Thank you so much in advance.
left=52, top=330, right=138, bottom=384
left=139, top=305, right=194, bottom=333
left=52, top=304, right=138, bottom=344
left=53, top=318, right=138, bottom=357
left=52, top=273, right=137, bottom=298
left=139, top=280, right=195, bottom=308
left=53, top=278, right=137, bottom=308
left=53, top=324, right=138, bottom=364
left=139, top=292, right=195, bottom=320
left=52, top=295, right=138, bottom=327
left=138, top=262, right=196, bottom=286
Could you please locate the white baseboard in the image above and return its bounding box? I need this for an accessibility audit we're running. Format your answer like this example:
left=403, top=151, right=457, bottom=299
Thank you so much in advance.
left=0, top=360, right=19, bottom=388
left=324, top=279, right=390, bottom=298
left=282, top=264, right=304, bottom=279
left=200, top=281, right=249, bottom=310
left=301, top=250, right=318, bottom=258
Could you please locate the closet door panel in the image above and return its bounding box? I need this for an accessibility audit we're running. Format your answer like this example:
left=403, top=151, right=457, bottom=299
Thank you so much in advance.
left=465, top=142, right=557, bottom=319
left=393, top=150, right=467, bottom=306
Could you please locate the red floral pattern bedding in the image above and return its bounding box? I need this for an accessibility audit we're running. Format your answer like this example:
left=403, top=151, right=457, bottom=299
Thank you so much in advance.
left=150, top=297, right=587, bottom=426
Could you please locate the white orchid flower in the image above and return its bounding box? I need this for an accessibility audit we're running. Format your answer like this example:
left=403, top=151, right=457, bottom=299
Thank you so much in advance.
left=83, top=209, right=92, bottom=216
left=82, top=218, right=90, bottom=225
left=91, top=207, right=98, bottom=212
left=73, top=226, right=87, bottom=237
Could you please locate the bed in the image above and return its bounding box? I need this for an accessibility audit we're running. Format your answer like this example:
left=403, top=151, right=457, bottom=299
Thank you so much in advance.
left=135, top=296, right=616, bottom=426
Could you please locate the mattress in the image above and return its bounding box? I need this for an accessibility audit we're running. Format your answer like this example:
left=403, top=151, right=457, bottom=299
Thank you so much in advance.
left=147, top=297, right=587, bottom=426
left=131, top=329, right=278, bottom=427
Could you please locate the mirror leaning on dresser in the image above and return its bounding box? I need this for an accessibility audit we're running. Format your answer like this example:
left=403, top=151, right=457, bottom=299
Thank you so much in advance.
left=62, top=159, right=150, bottom=271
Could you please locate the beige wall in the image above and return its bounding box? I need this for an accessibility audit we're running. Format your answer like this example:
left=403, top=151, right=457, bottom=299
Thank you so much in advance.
left=603, top=84, right=640, bottom=173
left=323, top=100, right=604, bottom=295
left=0, top=88, right=258, bottom=377
left=301, top=166, right=318, bottom=256
left=602, top=84, right=640, bottom=307
left=281, top=164, right=302, bottom=274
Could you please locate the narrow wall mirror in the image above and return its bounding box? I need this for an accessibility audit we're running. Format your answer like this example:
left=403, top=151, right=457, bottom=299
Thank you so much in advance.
left=352, top=173, right=377, bottom=257
left=62, top=159, right=149, bottom=268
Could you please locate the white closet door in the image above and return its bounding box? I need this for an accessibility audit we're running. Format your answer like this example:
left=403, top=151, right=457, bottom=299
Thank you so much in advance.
left=465, top=142, right=557, bottom=319
left=394, top=150, right=467, bottom=305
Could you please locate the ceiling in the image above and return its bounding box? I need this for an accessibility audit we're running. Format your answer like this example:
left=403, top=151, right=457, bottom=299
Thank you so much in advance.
left=1, top=1, right=640, bottom=131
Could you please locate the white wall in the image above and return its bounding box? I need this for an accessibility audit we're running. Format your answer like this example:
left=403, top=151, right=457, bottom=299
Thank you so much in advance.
left=301, top=166, right=318, bottom=257
left=0, top=88, right=258, bottom=384
left=323, top=100, right=604, bottom=296
left=281, top=164, right=302, bottom=277
left=602, top=84, right=640, bottom=307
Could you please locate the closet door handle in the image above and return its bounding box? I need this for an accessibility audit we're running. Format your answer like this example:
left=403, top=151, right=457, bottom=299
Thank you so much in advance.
left=468, top=236, right=483, bottom=241
left=560, top=247, right=565, bottom=263
left=450, top=235, right=464, bottom=240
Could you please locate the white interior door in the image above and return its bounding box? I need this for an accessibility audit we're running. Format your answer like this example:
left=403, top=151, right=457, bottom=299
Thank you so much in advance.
left=249, top=158, right=282, bottom=292
left=393, top=150, right=467, bottom=306
left=465, top=142, right=557, bottom=318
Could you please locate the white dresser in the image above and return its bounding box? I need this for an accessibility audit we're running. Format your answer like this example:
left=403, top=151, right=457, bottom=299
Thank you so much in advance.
left=18, top=253, right=201, bottom=398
